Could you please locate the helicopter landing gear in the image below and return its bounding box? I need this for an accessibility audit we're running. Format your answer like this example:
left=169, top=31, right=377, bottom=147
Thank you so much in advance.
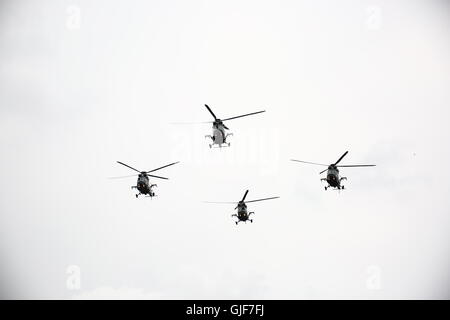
left=324, top=186, right=328, bottom=191
left=340, top=177, right=346, bottom=190
left=235, top=221, right=238, bottom=225
left=205, top=135, right=214, bottom=148
left=225, top=134, right=232, bottom=147
left=135, top=194, right=139, bottom=198
left=250, top=219, right=253, bottom=223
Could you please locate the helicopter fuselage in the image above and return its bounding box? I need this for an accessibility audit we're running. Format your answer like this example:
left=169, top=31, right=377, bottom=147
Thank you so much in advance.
left=322, top=165, right=346, bottom=190
left=326, top=167, right=340, bottom=187
left=206, top=122, right=232, bottom=148
left=233, top=202, right=254, bottom=224
left=134, top=173, right=156, bottom=197
left=212, top=124, right=226, bottom=145
left=237, top=203, right=249, bottom=221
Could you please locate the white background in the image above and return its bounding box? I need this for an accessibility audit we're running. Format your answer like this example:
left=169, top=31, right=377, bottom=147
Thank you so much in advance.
left=0, top=0, right=449, bottom=299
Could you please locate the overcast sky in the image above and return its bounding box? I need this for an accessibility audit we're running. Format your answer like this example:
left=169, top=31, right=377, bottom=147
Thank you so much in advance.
left=0, top=0, right=449, bottom=299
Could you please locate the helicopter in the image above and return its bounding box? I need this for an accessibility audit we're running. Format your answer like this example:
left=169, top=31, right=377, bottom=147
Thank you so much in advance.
left=174, top=104, right=265, bottom=148
left=205, top=189, right=279, bottom=225
left=203, top=104, right=266, bottom=148
left=112, top=161, right=180, bottom=198
left=291, top=151, right=375, bottom=190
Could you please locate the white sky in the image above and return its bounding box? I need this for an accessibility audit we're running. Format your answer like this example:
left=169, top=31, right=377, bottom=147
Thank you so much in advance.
left=0, top=0, right=449, bottom=299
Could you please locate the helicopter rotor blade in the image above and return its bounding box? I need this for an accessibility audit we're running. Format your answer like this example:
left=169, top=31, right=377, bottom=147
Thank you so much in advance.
left=147, top=161, right=180, bottom=173
left=241, top=190, right=249, bottom=202
left=204, top=104, right=217, bottom=120
left=108, top=174, right=139, bottom=179
left=170, top=121, right=213, bottom=125
left=221, top=110, right=265, bottom=122
left=319, top=168, right=328, bottom=174
left=203, top=201, right=237, bottom=204
left=245, top=196, right=280, bottom=204
left=147, top=174, right=169, bottom=180
left=290, top=159, right=328, bottom=166
left=334, top=151, right=349, bottom=165
left=336, top=164, right=376, bottom=168
left=223, top=123, right=230, bottom=130
left=117, top=161, right=141, bottom=173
